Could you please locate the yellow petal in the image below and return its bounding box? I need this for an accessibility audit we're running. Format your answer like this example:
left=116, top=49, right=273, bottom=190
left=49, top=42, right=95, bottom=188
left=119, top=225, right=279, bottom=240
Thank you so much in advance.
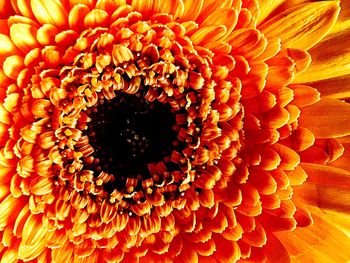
left=3, top=55, right=25, bottom=80
left=158, top=0, right=184, bottom=20
left=294, top=26, right=350, bottom=83
left=190, top=25, right=226, bottom=46
left=299, top=98, right=350, bottom=138
left=131, top=0, right=160, bottom=18
left=0, top=195, right=26, bottom=230
left=68, top=4, right=90, bottom=32
left=257, top=0, right=285, bottom=24
left=10, top=23, right=39, bottom=53
left=0, top=34, right=20, bottom=63
left=31, top=0, right=68, bottom=28
left=84, top=9, right=110, bottom=28
left=15, top=0, right=35, bottom=19
left=200, top=8, right=237, bottom=40
left=259, top=1, right=340, bottom=50
left=196, top=0, right=236, bottom=24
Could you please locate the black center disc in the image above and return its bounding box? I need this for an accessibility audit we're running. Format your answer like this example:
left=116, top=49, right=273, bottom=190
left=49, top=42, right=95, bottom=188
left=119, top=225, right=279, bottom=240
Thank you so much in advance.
left=87, top=93, right=177, bottom=191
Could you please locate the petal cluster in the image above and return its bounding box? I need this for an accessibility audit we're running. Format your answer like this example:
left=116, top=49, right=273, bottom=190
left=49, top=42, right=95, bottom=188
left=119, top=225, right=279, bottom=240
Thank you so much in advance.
left=0, top=0, right=349, bottom=262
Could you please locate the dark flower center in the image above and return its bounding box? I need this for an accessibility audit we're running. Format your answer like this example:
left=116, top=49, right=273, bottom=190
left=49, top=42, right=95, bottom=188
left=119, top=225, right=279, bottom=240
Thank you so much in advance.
left=87, top=93, right=176, bottom=191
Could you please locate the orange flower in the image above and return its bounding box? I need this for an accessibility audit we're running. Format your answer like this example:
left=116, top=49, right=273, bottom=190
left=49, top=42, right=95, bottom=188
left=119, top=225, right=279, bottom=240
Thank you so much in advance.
left=0, top=0, right=350, bottom=262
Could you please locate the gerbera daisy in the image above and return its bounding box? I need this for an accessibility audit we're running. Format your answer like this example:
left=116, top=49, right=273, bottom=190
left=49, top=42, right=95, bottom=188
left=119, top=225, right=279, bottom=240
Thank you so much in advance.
left=0, top=0, right=349, bottom=262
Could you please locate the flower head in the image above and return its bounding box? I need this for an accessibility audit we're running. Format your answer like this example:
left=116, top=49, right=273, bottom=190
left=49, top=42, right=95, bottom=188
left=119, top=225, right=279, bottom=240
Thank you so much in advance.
left=0, top=0, right=350, bottom=262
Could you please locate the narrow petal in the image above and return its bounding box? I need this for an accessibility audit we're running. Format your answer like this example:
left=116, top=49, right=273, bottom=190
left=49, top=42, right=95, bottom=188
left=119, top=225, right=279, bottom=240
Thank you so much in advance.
left=181, top=0, right=203, bottom=21
left=190, top=25, right=227, bottom=46
left=257, top=0, right=285, bottom=24
left=308, top=75, right=350, bottom=99
left=276, top=214, right=350, bottom=262
left=259, top=2, right=340, bottom=50
left=300, top=163, right=350, bottom=190
left=200, top=8, right=237, bottom=40
left=294, top=26, right=350, bottom=83
left=158, top=0, right=184, bottom=20
left=131, top=0, right=160, bottom=18
left=298, top=98, right=350, bottom=138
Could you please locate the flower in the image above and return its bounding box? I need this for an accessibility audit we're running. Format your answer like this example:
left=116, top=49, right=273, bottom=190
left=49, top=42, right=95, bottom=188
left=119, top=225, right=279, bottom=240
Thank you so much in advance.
left=0, top=0, right=350, bottom=262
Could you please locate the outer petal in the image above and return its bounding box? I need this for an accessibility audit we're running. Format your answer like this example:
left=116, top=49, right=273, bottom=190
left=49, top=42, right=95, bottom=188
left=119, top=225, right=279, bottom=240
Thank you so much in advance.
left=300, top=163, right=350, bottom=190
left=276, top=213, right=350, bottom=262
left=257, top=0, right=285, bottom=24
left=299, top=99, right=350, bottom=138
left=259, top=1, right=340, bottom=50
left=294, top=26, right=350, bottom=83
left=181, top=0, right=204, bottom=21
left=308, top=75, right=350, bottom=99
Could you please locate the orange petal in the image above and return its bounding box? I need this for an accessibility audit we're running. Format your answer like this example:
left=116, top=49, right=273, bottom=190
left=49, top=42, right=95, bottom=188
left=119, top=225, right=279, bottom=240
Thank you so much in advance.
left=95, top=0, right=126, bottom=15
left=242, top=221, right=267, bottom=247
left=309, top=75, right=350, bottom=99
left=213, top=234, right=241, bottom=263
left=260, top=2, right=340, bottom=50
left=69, top=4, right=90, bottom=32
left=264, top=233, right=291, bottom=263
left=181, top=0, right=203, bottom=21
left=286, top=48, right=311, bottom=74
left=0, top=1, right=15, bottom=19
left=131, top=0, right=160, bottom=18
left=249, top=169, right=277, bottom=195
left=190, top=25, right=226, bottom=46
left=0, top=34, right=21, bottom=63
left=298, top=98, right=350, bottom=138
left=262, top=106, right=290, bottom=129
left=289, top=84, right=320, bottom=107
left=0, top=195, right=26, bottom=230
left=31, top=0, right=68, bottom=28
left=200, top=8, right=237, bottom=40
left=295, top=183, right=350, bottom=215
left=18, top=217, right=47, bottom=261
left=3, top=55, right=25, bottom=80
left=158, top=0, right=184, bottom=19
left=294, top=24, right=350, bottom=83
left=301, top=163, right=350, bottom=190
left=272, top=143, right=300, bottom=170
left=276, top=213, right=350, bottom=262
left=84, top=9, right=110, bottom=28
left=195, top=239, right=216, bottom=256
